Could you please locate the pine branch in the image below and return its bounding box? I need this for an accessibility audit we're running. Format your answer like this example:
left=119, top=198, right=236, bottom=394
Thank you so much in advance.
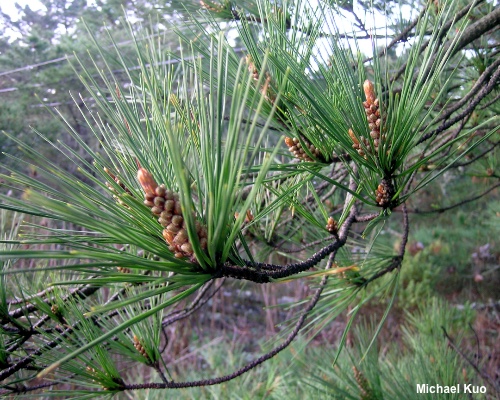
left=121, top=253, right=336, bottom=390
left=216, top=209, right=356, bottom=283
left=6, top=285, right=100, bottom=321
left=419, top=64, right=500, bottom=143
left=423, top=57, right=500, bottom=130
left=162, top=279, right=224, bottom=327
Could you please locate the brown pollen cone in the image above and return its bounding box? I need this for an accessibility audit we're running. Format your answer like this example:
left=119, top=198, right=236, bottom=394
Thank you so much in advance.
left=375, top=178, right=395, bottom=208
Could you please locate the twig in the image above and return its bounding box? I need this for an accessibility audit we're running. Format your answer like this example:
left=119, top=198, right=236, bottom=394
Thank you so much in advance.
left=0, top=380, right=65, bottom=396
left=452, top=139, right=499, bottom=168
left=479, top=92, right=500, bottom=110
left=6, top=315, right=51, bottom=354
left=441, top=327, right=500, bottom=395
left=0, top=324, right=75, bottom=381
left=230, top=8, right=386, bottom=40
left=391, top=0, right=484, bottom=83
left=349, top=9, right=370, bottom=39
left=408, top=182, right=500, bottom=214
left=390, top=1, right=485, bottom=83
left=7, top=285, right=100, bottom=320
left=218, top=208, right=356, bottom=283
left=422, top=57, right=500, bottom=130
left=363, top=8, right=425, bottom=64
left=354, top=213, right=380, bottom=223
left=152, top=362, right=170, bottom=385
left=162, top=279, right=224, bottom=327
left=7, top=287, right=56, bottom=305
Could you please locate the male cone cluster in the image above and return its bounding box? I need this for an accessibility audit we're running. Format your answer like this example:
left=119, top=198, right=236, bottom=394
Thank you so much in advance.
left=348, top=80, right=385, bottom=158
left=285, top=136, right=321, bottom=162
left=375, top=178, right=394, bottom=208
left=362, top=80, right=383, bottom=153
left=137, top=168, right=207, bottom=261
left=133, top=335, right=150, bottom=362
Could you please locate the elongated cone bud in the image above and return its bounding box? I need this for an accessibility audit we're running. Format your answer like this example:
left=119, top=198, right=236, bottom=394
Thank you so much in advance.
left=363, top=80, right=376, bottom=105
left=246, top=54, right=259, bottom=81
left=200, top=0, right=223, bottom=12
left=361, top=80, right=385, bottom=154
left=137, top=168, right=158, bottom=195
left=245, top=209, right=254, bottom=223
left=104, top=167, right=132, bottom=196
left=51, top=304, right=59, bottom=315
left=348, top=128, right=368, bottom=158
left=348, top=129, right=359, bottom=146
left=104, top=167, right=116, bottom=181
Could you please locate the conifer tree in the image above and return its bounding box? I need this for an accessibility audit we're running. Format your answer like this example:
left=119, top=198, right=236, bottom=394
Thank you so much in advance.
left=0, top=0, right=498, bottom=396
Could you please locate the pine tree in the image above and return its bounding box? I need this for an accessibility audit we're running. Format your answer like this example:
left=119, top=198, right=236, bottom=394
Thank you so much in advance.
left=0, top=0, right=498, bottom=396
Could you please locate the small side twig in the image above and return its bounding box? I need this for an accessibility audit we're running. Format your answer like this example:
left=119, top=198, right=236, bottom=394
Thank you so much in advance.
left=390, top=0, right=485, bottom=83
left=365, top=203, right=409, bottom=284
left=162, top=279, right=224, bottom=327
left=152, top=362, right=170, bottom=385
left=363, top=8, right=424, bottom=64
left=408, top=182, right=500, bottom=214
